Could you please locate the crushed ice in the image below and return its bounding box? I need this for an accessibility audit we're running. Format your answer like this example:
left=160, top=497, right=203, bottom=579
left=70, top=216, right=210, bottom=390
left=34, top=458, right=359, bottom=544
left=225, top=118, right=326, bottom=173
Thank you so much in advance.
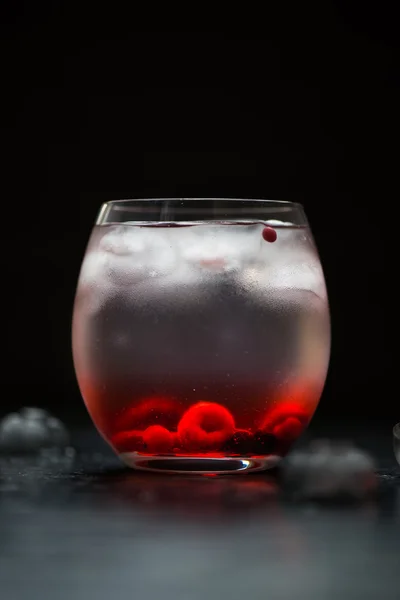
left=282, top=439, right=377, bottom=501
left=0, top=407, right=70, bottom=455
left=77, top=222, right=327, bottom=312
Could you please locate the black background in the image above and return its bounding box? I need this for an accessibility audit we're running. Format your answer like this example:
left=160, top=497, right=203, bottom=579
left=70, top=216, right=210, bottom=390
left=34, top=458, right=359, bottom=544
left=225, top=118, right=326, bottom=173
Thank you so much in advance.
left=1, top=3, right=397, bottom=429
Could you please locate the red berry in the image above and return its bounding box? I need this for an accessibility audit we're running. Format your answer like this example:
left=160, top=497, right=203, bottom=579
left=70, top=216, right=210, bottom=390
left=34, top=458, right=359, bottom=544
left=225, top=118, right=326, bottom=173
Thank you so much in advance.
left=111, top=430, right=144, bottom=453
left=178, top=425, right=209, bottom=452
left=142, top=425, right=173, bottom=453
left=171, top=432, right=182, bottom=453
left=178, top=402, right=235, bottom=451
left=261, top=403, right=308, bottom=433
left=117, top=397, right=182, bottom=432
left=262, top=226, right=277, bottom=243
left=273, top=417, right=303, bottom=441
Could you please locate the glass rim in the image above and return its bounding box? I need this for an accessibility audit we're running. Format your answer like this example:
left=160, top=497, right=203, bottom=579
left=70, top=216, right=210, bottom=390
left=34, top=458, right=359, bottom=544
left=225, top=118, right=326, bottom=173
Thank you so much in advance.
left=95, top=198, right=308, bottom=226
left=103, top=197, right=304, bottom=209
left=394, top=423, right=400, bottom=439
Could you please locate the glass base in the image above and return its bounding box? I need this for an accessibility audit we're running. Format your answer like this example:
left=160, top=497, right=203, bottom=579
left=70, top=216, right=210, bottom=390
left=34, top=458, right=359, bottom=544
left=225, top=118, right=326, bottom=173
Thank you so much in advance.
left=119, top=453, right=282, bottom=474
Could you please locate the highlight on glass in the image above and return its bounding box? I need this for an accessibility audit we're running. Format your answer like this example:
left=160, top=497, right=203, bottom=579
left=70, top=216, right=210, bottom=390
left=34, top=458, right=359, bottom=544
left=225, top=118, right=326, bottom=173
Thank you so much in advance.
left=72, top=199, right=331, bottom=474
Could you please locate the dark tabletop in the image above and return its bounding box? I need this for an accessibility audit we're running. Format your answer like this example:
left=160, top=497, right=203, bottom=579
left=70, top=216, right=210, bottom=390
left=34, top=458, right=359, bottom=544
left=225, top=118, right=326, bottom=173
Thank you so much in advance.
left=0, top=424, right=399, bottom=600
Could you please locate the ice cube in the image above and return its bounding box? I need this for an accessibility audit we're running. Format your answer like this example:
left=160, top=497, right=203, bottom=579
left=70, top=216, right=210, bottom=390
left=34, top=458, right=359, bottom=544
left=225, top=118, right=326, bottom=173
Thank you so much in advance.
left=79, top=250, right=109, bottom=288
left=178, top=224, right=262, bottom=273
left=0, top=413, right=48, bottom=453
left=20, top=407, right=49, bottom=421
left=265, top=219, right=295, bottom=227
left=239, top=230, right=327, bottom=301
left=99, top=226, right=178, bottom=284
left=0, top=413, right=25, bottom=452
left=46, top=416, right=70, bottom=447
left=0, top=408, right=70, bottom=454
left=77, top=226, right=180, bottom=315
left=266, top=260, right=327, bottom=298
left=239, top=260, right=327, bottom=304
left=282, top=439, right=376, bottom=500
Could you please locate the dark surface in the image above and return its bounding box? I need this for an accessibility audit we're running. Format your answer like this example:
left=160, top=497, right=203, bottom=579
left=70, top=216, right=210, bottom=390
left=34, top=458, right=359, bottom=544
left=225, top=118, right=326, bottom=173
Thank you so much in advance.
left=0, top=425, right=399, bottom=600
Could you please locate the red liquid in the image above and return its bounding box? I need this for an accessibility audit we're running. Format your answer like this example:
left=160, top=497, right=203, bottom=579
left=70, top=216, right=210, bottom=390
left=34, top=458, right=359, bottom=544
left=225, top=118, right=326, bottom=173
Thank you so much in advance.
left=79, top=379, right=319, bottom=460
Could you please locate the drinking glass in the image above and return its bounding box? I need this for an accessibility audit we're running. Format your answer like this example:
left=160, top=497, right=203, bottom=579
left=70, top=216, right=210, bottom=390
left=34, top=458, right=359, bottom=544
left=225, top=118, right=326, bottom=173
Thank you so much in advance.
left=72, top=199, right=330, bottom=474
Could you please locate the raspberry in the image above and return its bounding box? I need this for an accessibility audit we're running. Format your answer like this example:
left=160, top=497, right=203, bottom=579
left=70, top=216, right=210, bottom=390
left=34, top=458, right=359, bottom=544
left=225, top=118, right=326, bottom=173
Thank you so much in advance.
left=178, top=425, right=209, bottom=452
left=273, top=417, right=303, bottom=441
left=261, top=403, right=308, bottom=433
left=117, top=397, right=182, bottom=432
left=142, top=425, right=173, bottom=453
left=111, top=430, right=144, bottom=453
left=178, top=402, right=235, bottom=451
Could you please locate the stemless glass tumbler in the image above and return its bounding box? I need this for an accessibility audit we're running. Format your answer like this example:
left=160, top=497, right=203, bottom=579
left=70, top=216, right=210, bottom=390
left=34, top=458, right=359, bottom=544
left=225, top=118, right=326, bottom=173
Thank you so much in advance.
left=72, top=199, right=331, bottom=474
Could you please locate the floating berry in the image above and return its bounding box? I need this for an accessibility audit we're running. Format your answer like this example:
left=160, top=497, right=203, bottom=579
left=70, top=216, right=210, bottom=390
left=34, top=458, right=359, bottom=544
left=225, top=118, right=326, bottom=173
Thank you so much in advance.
left=253, top=431, right=277, bottom=455
left=223, top=430, right=253, bottom=455
left=111, top=430, right=145, bottom=453
left=178, top=402, right=235, bottom=451
left=142, top=425, right=173, bottom=453
left=262, top=226, right=277, bottom=243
